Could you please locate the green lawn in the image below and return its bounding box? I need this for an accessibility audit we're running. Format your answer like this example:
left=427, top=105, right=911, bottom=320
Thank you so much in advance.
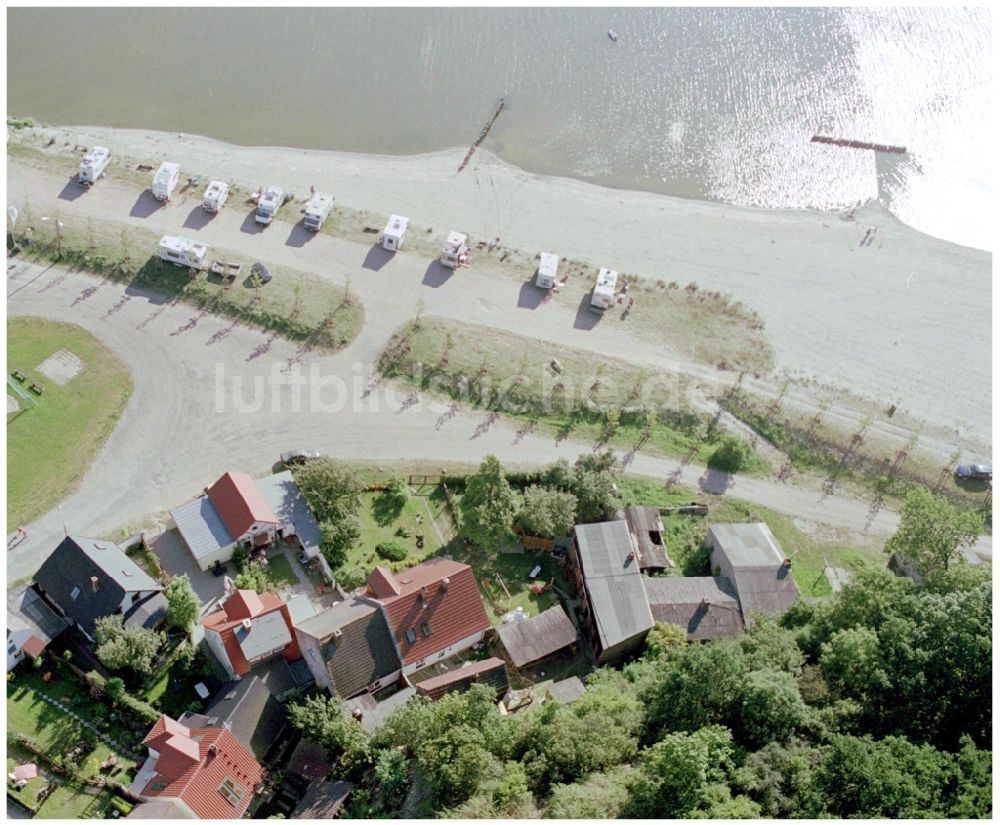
left=7, top=669, right=138, bottom=778
left=33, top=781, right=113, bottom=819
left=7, top=317, right=133, bottom=527
left=267, top=551, right=300, bottom=588
left=344, top=488, right=455, bottom=576
left=448, top=535, right=561, bottom=627
left=6, top=752, right=49, bottom=812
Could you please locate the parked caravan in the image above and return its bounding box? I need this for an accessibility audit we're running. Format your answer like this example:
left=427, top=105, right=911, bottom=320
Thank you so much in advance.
left=440, top=231, right=470, bottom=269
left=303, top=192, right=334, bottom=231
left=158, top=235, right=208, bottom=270
left=152, top=162, right=181, bottom=202
left=382, top=214, right=409, bottom=251
left=536, top=252, right=559, bottom=289
left=590, top=268, right=618, bottom=310
left=202, top=180, right=230, bottom=213
left=255, top=185, right=285, bottom=225
left=78, top=146, right=111, bottom=186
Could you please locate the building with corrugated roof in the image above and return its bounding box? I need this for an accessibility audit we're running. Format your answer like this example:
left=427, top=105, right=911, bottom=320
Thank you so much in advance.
left=413, top=657, right=510, bottom=700
left=707, top=522, right=799, bottom=623
left=642, top=575, right=743, bottom=641
left=495, top=605, right=578, bottom=669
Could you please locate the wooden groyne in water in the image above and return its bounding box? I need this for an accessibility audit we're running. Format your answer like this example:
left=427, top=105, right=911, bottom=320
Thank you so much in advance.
left=457, top=97, right=505, bottom=173
left=811, top=135, right=907, bottom=154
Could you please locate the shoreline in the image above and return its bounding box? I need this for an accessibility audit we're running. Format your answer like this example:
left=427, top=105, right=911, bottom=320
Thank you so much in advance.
left=8, top=122, right=993, bottom=444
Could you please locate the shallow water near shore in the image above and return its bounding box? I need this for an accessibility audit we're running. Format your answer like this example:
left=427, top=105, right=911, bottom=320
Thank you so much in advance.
left=6, top=6, right=992, bottom=250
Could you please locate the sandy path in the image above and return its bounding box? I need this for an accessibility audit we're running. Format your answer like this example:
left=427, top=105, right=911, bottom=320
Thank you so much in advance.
left=5, top=160, right=983, bottom=472
left=13, top=124, right=991, bottom=443
left=8, top=259, right=942, bottom=583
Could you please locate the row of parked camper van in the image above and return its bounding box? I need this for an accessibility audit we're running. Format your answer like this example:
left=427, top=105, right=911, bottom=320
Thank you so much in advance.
left=79, top=147, right=619, bottom=309
left=77, top=148, right=336, bottom=230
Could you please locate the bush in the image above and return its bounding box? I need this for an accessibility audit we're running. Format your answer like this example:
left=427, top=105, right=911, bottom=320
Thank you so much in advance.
left=708, top=434, right=756, bottom=473
left=336, top=567, right=367, bottom=592
left=376, top=541, right=408, bottom=562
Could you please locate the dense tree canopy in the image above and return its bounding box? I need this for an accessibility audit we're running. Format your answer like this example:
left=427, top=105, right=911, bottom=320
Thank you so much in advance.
left=884, top=487, right=982, bottom=579
left=94, top=615, right=163, bottom=676
left=459, top=455, right=519, bottom=551
left=164, top=574, right=200, bottom=633
left=304, top=511, right=991, bottom=821
left=516, top=485, right=578, bottom=537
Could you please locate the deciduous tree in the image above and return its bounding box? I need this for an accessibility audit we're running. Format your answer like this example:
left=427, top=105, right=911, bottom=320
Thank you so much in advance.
left=165, top=574, right=200, bottom=633
left=459, top=455, right=518, bottom=551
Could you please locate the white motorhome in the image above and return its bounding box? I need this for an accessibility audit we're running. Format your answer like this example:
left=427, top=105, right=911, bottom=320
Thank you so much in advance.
left=382, top=214, right=409, bottom=251
left=78, top=146, right=111, bottom=186
left=440, top=231, right=470, bottom=269
left=255, top=185, right=285, bottom=225
left=536, top=252, right=560, bottom=289
left=590, top=267, right=618, bottom=310
left=152, top=162, right=180, bottom=201
left=303, top=192, right=334, bottom=231
left=202, top=180, right=230, bottom=212
left=158, top=235, right=208, bottom=270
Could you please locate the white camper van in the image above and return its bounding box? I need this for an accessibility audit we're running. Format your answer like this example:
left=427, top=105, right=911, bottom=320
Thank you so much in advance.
left=78, top=146, right=111, bottom=186
left=536, top=252, right=559, bottom=289
left=202, top=180, right=230, bottom=213
left=590, top=268, right=618, bottom=310
left=152, top=162, right=180, bottom=202
left=382, top=214, right=409, bottom=251
left=303, top=192, right=334, bottom=231
left=158, top=235, right=208, bottom=270
left=440, top=232, right=470, bottom=269
left=255, top=185, right=285, bottom=225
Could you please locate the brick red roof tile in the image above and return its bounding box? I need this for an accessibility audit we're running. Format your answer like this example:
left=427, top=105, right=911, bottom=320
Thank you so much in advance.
left=367, top=558, right=490, bottom=666
left=207, top=472, right=277, bottom=539
left=141, top=722, right=265, bottom=819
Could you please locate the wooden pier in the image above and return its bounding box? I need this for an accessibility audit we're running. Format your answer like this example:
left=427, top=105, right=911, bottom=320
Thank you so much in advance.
left=457, top=97, right=506, bottom=174
left=811, top=135, right=907, bottom=154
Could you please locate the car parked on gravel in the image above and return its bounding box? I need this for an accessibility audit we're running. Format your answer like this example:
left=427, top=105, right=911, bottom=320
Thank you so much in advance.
left=281, top=448, right=321, bottom=466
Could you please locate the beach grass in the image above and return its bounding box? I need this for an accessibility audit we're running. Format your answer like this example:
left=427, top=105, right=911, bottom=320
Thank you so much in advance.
left=377, top=317, right=769, bottom=472
left=10, top=203, right=364, bottom=353
left=6, top=317, right=133, bottom=528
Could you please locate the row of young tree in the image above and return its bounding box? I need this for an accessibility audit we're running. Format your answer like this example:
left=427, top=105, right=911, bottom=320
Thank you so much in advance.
left=286, top=560, right=991, bottom=819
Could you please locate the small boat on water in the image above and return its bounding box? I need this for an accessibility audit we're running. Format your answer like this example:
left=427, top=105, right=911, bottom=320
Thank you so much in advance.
left=607, top=29, right=618, bottom=41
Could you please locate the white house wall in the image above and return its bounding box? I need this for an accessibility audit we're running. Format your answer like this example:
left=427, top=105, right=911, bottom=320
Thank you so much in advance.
left=401, top=629, right=486, bottom=676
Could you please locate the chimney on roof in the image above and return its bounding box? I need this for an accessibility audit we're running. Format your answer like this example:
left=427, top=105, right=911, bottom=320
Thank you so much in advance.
left=781, top=558, right=792, bottom=568
left=207, top=743, right=218, bottom=757
left=241, top=618, right=252, bottom=631
left=420, top=586, right=430, bottom=608
left=352, top=708, right=363, bottom=721
left=625, top=550, right=635, bottom=564
left=90, top=576, right=99, bottom=593
left=441, top=576, right=450, bottom=593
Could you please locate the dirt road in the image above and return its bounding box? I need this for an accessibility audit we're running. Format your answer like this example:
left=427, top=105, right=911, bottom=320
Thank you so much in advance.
left=3, top=258, right=939, bottom=583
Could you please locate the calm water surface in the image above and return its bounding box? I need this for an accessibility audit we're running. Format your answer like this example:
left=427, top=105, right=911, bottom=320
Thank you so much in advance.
left=7, top=7, right=992, bottom=250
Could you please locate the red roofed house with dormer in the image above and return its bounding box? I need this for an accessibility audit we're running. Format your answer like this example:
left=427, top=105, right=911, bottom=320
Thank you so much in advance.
left=130, top=714, right=266, bottom=819
left=364, top=557, right=490, bottom=676
left=202, top=589, right=301, bottom=681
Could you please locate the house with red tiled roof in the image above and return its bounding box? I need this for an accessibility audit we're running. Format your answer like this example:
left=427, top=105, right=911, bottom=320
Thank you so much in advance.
left=130, top=714, right=266, bottom=819
left=364, top=558, right=491, bottom=676
left=202, top=590, right=301, bottom=681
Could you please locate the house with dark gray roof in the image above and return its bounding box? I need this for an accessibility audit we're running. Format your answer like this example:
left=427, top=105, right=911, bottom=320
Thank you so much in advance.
left=495, top=606, right=578, bottom=669
left=642, top=575, right=744, bottom=641
left=571, top=521, right=654, bottom=664
left=293, top=595, right=402, bottom=699
left=33, top=536, right=167, bottom=641
left=707, top=522, right=799, bottom=623
left=179, top=675, right=289, bottom=763
left=7, top=584, right=69, bottom=671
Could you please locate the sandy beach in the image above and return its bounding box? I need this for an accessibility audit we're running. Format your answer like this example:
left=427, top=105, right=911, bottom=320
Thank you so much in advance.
left=9, top=123, right=993, bottom=445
